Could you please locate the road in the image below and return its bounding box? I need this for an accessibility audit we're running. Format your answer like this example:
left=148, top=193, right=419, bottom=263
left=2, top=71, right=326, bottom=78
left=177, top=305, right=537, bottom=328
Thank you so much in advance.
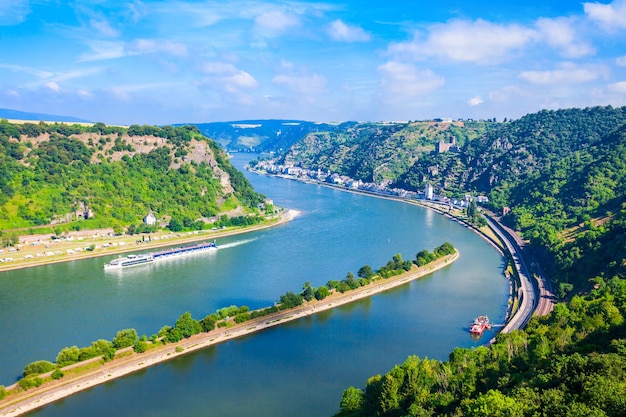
left=485, top=214, right=555, bottom=333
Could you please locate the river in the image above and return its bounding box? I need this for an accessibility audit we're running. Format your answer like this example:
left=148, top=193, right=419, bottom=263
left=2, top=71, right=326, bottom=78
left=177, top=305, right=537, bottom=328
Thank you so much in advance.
left=0, top=153, right=509, bottom=416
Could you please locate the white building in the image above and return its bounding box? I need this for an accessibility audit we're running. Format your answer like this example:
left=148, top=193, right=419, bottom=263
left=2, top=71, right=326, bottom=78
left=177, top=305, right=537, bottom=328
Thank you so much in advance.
left=143, top=212, right=157, bottom=226
left=425, top=184, right=434, bottom=200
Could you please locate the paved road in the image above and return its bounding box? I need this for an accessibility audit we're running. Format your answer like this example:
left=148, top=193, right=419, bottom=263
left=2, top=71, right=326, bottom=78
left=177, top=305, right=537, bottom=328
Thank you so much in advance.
left=485, top=214, right=555, bottom=333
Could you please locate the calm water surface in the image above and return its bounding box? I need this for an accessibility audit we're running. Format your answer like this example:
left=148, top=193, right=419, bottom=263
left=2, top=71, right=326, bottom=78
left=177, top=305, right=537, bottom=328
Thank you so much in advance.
left=0, top=154, right=509, bottom=416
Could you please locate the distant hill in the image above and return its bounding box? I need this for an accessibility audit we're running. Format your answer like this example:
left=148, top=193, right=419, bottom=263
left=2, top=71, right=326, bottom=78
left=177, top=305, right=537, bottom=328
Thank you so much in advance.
left=0, top=108, right=90, bottom=123
left=179, top=119, right=357, bottom=152
left=278, top=120, right=492, bottom=187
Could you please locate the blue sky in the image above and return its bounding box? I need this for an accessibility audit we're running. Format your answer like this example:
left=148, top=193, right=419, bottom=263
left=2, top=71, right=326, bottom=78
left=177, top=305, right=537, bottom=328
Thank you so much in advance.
left=1, top=1, right=626, bottom=125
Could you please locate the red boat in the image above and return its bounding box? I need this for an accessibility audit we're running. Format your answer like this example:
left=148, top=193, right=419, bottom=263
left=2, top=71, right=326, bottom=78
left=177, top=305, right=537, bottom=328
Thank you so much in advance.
left=469, top=315, right=491, bottom=335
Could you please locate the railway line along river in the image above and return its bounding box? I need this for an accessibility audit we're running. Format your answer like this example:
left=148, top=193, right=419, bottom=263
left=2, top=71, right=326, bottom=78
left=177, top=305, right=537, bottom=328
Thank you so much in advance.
left=0, top=153, right=509, bottom=417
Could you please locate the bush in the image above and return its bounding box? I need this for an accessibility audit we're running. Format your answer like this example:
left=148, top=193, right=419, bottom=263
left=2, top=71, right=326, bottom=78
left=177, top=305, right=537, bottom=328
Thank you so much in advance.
left=51, top=369, right=64, bottom=380
left=18, top=377, right=43, bottom=390
left=279, top=291, right=303, bottom=309
left=133, top=340, right=148, bottom=353
left=113, top=328, right=138, bottom=349
left=0, top=385, right=6, bottom=400
left=56, top=346, right=80, bottom=367
left=315, top=286, right=330, bottom=300
left=200, top=315, right=218, bottom=332
left=23, top=360, right=55, bottom=377
left=234, top=313, right=251, bottom=323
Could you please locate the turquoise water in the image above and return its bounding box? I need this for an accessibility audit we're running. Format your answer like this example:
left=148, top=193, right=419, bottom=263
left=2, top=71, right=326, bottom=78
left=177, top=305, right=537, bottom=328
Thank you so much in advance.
left=0, top=154, right=508, bottom=416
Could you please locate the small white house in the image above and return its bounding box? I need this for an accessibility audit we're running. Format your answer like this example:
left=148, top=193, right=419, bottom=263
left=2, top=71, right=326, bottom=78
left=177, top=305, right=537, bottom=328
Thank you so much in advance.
left=143, top=212, right=157, bottom=226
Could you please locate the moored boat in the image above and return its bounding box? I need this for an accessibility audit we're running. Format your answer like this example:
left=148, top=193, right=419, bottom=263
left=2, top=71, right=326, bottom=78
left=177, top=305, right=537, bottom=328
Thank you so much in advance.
left=469, top=315, right=491, bottom=335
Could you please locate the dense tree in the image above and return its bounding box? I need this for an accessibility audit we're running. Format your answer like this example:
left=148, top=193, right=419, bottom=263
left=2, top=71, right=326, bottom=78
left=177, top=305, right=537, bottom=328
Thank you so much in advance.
left=173, top=312, right=202, bottom=338
left=22, top=360, right=55, bottom=377
left=112, top=328, right=138, bottom=349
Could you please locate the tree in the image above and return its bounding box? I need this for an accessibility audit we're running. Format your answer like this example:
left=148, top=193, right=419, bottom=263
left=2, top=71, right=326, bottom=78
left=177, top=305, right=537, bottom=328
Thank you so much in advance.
left=338, top=386, right=365, bottom=415
left=23, top=360, right=55, bottom=377
left=174, top=312, right=202, bottom=338
left=200, top=315, right=218, bottom=332
left=357, top=265, right=374, bottom=279
left=133, top=340, right=148, bottom=353
left=301, top=281, right=314, bottom=301
left=168, top=217, right=183, bottom=232
left=279, top=291, right=303, bottom=309
left=56, top=346, right=80, bottom=367
left=462, top=389, right=523, bottom=417
left=112, top=328, right=138, bottom=349
left=315, top=286, right=330, bottom=300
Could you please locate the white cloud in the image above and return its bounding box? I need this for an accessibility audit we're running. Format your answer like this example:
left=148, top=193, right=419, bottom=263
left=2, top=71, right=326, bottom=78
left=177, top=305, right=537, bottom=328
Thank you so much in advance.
left=607, top=81, right=626, bottom=93
left=77, top=89, right=92, bottom=98
left=108, top=82, right=184, bottom=101
left=90, top=15, right=120, bottom=38
left=272, top=73, right=327, bottom=95
left=616, top=55, right=626, bottom=66
left=327, top=20, right=371, bottom=42
left=488, top=86, right=526, bottom=102
left=202, top=62, right=239, bottom=74
left=199, top=61, right=258, bottom=96
left=0, top=63, right=54, bottom=79
left=0, top=0, right=30, bottom=25
left=388, top=19, right=535, bottom=64
left=126, top=39, right=188, bottom=57
left=44, top=81, right=61, bottom=92
left=377, top=61, right=444, bottom=99
left=535, top=17, right=594, bottom=58
left=80, top=41, right=127, bottom=62
left=519, top=63, right=602, bottom=84
left=254, top=10, right=300, bottom=35
left=468, top=96, right=483, bottom=106
left=584, top=0, right=626, bottom=30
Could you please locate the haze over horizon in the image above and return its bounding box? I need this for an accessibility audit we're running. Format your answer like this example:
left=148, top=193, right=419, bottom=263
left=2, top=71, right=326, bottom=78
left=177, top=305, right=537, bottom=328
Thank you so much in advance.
left=1, top=1, right=626, bottom=125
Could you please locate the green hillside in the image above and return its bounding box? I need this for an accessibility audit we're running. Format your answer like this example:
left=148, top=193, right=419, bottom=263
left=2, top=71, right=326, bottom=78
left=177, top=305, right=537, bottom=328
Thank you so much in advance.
left=278, top=120, right=492, bottom=185
left=0, top=120, right=264, bottom=236
left=262, top=107, right=626, bottom=416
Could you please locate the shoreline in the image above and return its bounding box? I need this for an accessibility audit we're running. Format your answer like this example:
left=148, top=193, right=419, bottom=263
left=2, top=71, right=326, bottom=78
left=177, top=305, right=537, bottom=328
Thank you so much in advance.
left=0, top=251, right=457, bottom=417
left=0, top=209, right=300, bottom=273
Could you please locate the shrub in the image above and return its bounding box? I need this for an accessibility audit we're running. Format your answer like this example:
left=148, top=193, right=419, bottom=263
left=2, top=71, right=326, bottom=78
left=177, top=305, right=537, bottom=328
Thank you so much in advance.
left=23, top=360, right=55, bottom=377
left=56, top=346, right=80, bottom=367
left=133, top=340, right=148, bottom=353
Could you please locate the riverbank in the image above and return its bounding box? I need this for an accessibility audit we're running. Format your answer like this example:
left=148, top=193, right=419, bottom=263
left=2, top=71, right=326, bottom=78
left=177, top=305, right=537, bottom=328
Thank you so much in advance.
left=0, top=251, right=457, bottom=417
left=0, top=209, right=300, bottom=273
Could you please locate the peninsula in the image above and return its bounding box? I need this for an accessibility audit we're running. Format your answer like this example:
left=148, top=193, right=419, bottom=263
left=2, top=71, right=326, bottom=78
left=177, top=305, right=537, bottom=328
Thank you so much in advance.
left=0, top=250, right=458, bottom=417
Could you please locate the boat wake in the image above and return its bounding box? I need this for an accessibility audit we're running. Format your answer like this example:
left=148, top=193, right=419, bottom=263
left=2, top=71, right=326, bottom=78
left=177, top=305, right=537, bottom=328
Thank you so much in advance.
left=217, top=238, right=258, bottom=250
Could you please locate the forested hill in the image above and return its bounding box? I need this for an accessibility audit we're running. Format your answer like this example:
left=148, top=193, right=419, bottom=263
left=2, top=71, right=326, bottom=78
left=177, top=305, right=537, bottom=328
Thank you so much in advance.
left=277, top=120, right=492, bottom=185
left=0, top=120, right=264, bottom=234
left=182, top=119, right=356, bottom=152
left=330, top=108, right=626, bottom=416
